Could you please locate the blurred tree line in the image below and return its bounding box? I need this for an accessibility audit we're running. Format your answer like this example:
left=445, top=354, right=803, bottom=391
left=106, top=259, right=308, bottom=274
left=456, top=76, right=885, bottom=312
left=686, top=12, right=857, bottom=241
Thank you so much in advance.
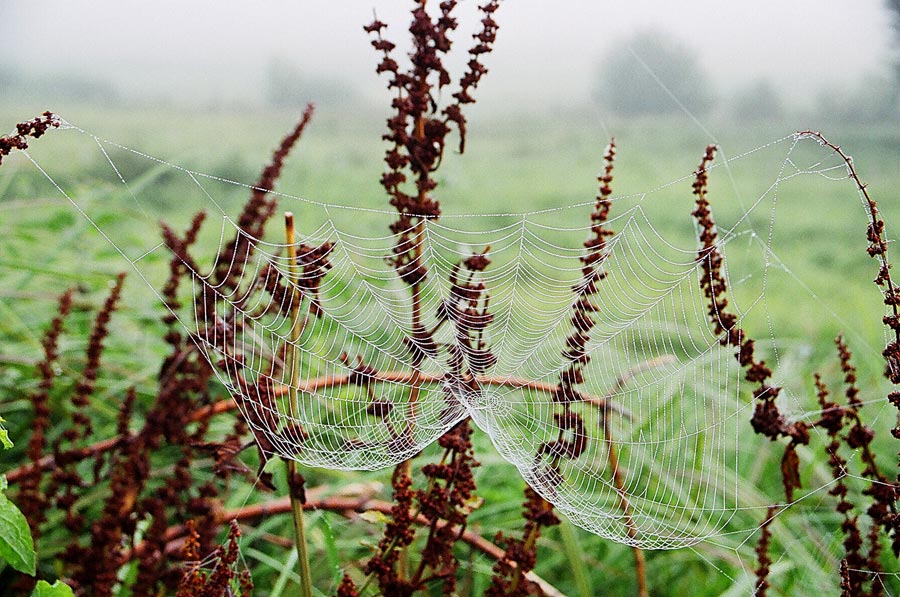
left=593, top=11, right=900, bottom=126
left=889, top=0, right=900, bottom=81
left=592, top=30, right=715, bottom=118
left=263, top=59, right=358, bottom=109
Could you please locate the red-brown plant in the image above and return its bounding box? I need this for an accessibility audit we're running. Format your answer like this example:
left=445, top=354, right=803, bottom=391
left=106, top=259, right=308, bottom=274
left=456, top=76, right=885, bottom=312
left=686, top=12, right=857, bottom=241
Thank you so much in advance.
left=6, top=6, right=900, bottom=597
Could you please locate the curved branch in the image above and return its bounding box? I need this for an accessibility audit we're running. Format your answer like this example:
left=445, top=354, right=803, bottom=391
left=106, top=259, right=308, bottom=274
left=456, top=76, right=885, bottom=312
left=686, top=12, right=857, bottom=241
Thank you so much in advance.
left=6, top=367, right=642, bottom=485
left=796, top=130, right=900, bottom=346
left=193, top=370, right=635, bottom=420
left=6, top=437, right=121, bottom=484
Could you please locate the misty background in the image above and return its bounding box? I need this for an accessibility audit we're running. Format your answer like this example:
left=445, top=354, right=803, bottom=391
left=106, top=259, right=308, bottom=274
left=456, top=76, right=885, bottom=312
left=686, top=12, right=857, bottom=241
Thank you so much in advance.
left=3, top=1, right=900, bottom=126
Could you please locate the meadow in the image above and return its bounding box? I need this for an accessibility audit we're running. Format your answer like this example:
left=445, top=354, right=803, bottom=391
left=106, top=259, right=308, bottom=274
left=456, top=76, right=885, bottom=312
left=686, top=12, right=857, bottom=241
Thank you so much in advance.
left=3, top=96, right=900, bottom=596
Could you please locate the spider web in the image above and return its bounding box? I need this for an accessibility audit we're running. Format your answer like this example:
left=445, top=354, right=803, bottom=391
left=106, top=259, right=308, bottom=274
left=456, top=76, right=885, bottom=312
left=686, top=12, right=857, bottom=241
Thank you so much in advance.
left=10, top=119, right=894, bottom=555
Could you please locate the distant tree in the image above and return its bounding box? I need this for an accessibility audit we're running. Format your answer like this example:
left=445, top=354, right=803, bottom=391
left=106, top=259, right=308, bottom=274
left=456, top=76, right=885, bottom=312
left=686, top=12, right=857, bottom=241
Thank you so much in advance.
left=265, top=58, right=358, bottom=109
left=810, top=2, right=899, bottom=121
left=0, top=66, right=18, bottom=89
left=731, top=79, right=783, bottom=121
left=0, top=67, right=120, bottom=105
left=887, top=0, right=900, bottom=81
left=815, top=73, right=898, bottom=124
left=593, top=30, right=714, bottom=117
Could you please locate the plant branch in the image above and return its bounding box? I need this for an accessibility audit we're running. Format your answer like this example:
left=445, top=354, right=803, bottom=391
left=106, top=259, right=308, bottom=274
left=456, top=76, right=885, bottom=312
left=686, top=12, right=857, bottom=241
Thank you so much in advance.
left=284, top=211, right=314, bottom=597
left=6, top=371, right=633, bottom=486
left=795, top=131, right=900, bottom=347
left=6, top=370, right=637, bottom=488
left=597, top=357, right=670, bottom=597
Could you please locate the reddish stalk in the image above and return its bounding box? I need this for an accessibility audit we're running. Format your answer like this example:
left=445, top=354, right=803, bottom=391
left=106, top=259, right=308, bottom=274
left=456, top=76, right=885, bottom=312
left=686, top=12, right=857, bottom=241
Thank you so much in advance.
left=795, top=132, right=900, bottom=348
left=533, top=355, right=669, bottom=597
left=796, top=133, right=900, bottom=560
left=5, top=371, right=630, bottom=486
left=603, top=430, right=647, bottom=597
left=599, top=359, right=668, bottom=597
left=796, top=132, right=900, bottom=458
left=754, top=505, right=778, bottom=597
left=691, top=144, right=809, bottom=500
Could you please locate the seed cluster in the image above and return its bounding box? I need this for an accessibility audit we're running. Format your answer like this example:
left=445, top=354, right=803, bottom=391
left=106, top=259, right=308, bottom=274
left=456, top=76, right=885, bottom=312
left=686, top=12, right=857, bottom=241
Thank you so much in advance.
left=0, top=111, right=59, bottom=166
left=488, top=140, right=618, bottom=596
left=691, top=145, right=809, bottom=500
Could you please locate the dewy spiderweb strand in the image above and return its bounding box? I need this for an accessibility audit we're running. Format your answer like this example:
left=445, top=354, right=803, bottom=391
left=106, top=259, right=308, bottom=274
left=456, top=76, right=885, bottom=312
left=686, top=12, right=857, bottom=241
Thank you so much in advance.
left=10, top=116, right=894, bottom=553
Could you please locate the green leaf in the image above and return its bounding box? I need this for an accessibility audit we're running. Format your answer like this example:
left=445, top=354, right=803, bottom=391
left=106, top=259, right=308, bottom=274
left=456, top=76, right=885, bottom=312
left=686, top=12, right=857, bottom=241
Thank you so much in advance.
left=0, top=416, right=12, bottom=450
left=31, top=580, right=74, bottom=597
left=0, top=491, right=36, bottom=575
left=358, top=509, right=389, bottom=525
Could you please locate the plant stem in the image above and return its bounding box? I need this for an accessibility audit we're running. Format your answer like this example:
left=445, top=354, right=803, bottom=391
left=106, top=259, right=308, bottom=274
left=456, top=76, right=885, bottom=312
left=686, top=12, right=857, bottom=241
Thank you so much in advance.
left=604, top=418, right=647, bottom=597
left=559, top=521, right=593, bottom=597
left=797, top=131, right=900, bottom=347
left=284, top=211, right=314, bottom=597
left=397, top=458, right=413, bottom=580
left=4, top=372, right=634, bottom=485
left=597, top=359, right=669, bottom=597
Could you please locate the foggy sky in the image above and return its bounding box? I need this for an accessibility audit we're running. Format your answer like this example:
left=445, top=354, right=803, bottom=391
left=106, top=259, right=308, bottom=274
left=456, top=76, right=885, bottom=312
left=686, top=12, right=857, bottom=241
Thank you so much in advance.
left=1, top=1, right=894, bottom=109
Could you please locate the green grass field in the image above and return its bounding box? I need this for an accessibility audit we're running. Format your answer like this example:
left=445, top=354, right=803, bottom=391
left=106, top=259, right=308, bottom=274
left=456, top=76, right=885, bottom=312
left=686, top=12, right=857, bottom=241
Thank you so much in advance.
left=3, top=102, right=900, bottom=595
